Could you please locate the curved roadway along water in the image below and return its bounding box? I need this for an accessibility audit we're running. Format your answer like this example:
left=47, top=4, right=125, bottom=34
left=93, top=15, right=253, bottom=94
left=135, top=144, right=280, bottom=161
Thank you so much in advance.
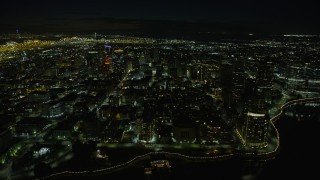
left=38, top=97, right=320, bottom=180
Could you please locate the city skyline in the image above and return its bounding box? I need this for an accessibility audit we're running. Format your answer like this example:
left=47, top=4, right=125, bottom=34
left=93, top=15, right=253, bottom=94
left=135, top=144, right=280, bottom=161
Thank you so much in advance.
left=1, top=1, right=320, bottom=179
left=1, top=33, right=319, bottom=179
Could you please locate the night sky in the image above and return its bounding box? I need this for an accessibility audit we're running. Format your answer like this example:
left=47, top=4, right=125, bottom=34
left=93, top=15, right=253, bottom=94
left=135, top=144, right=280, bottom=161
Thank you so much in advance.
left=1, top=0, right=319, bottom=34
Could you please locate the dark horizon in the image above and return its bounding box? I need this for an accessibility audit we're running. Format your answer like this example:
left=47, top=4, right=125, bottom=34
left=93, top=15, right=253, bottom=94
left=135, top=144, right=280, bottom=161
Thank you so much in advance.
left=1, top=0, right=320, bottom=35
left=1, top=18, right=320, bottom=38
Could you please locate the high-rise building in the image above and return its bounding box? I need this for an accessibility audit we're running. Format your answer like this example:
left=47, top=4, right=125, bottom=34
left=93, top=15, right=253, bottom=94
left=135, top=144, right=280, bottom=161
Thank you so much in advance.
left=220, top=62, right=233, bottom=88
left=256, top=61, right=274, bottom=104
left=151, top=48, right=160, bottom=64
left=242, top=111, right=269, bottom=148
left=238, top=88, right=269, bottom=149
left=137, top=120, right=155, bottom=143
left=124, top=57, right=133, bottom=73
left=233, top=58, right=245, bottom=103
left=220, top=62, right=233, bottom=108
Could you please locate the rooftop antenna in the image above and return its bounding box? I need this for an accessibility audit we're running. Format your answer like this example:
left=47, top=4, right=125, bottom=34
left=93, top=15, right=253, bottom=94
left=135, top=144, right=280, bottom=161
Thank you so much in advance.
left=105, top=45, right=112, bottom=54
left=16, top=28, right=20, bottom=38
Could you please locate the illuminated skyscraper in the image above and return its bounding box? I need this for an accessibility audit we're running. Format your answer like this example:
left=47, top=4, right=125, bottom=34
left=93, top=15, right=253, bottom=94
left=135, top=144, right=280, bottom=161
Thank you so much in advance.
left=242, top=111, right=269, bottom=148
left=103, top=45, right=113, bottom=72
left=238, top=90, right=269, bottom=148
